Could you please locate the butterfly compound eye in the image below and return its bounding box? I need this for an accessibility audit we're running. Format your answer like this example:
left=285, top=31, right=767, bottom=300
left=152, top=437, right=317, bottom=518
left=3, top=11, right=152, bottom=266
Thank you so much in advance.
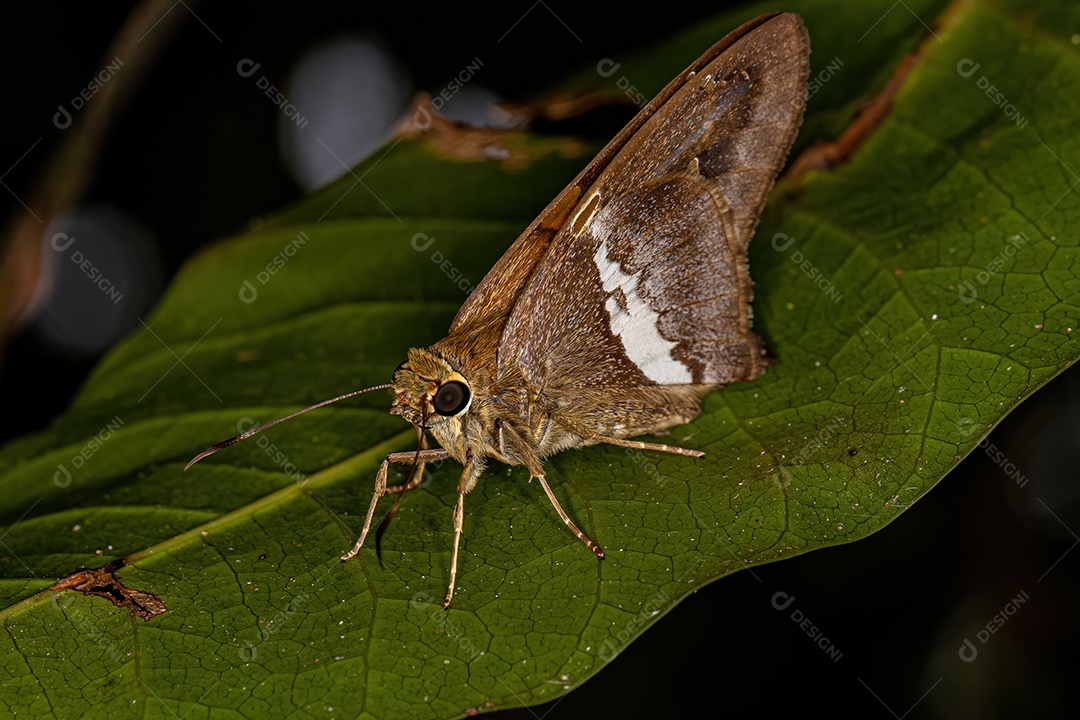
left=433, top=381, right=471, bottom=417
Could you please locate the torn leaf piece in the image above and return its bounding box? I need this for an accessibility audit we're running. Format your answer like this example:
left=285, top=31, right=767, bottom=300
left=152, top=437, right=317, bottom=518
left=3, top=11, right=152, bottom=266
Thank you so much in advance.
left=51, top=559, right=166, bottom=621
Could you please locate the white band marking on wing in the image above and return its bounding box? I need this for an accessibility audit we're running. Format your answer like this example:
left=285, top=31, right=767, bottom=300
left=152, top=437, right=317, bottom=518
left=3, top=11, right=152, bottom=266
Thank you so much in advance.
left=593, top=237, right=692, bottom=384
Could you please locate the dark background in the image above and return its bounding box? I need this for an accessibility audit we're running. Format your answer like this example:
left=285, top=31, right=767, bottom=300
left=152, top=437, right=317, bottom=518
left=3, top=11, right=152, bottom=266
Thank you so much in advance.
left=1, top=2, right=1077, bottom=718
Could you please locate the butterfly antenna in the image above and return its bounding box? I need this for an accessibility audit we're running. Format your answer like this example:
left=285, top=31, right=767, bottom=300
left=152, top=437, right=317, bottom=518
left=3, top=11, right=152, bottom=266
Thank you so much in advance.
left=185, top=384, right=394, bottom=470
left=375, top=414, right=428, bottom=565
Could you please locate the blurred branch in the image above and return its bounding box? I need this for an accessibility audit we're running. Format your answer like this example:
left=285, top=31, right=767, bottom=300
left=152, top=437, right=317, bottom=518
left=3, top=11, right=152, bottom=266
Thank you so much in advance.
left=0, top=0, right=196, bottom=347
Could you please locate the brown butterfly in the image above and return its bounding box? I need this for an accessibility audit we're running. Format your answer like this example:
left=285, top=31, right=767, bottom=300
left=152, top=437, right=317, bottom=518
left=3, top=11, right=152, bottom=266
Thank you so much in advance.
left=188, top=12, right=810, bottom=607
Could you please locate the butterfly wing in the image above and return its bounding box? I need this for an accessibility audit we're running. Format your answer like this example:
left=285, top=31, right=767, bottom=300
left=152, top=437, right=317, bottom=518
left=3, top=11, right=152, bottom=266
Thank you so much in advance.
left=493, top=14, right=809, bottom=427
left=447, top=13, right=805, bottom=340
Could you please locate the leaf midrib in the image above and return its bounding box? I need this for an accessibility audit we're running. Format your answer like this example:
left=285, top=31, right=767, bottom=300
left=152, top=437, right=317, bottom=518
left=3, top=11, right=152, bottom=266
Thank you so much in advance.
left=0, top=427, right=417, bottom=624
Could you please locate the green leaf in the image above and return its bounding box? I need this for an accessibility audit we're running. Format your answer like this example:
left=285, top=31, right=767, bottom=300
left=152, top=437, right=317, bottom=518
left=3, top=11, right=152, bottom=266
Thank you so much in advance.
left=2, top=0, right=1078, bottom=717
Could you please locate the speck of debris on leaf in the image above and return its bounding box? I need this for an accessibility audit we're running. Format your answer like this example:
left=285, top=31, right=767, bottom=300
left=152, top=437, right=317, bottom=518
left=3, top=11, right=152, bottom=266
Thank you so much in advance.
left=50, top=558, right=166, bottom=621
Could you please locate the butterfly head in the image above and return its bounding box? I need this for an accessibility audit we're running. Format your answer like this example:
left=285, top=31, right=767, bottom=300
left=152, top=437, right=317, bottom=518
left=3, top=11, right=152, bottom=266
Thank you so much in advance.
left=390, top=347, right=473, bottom=429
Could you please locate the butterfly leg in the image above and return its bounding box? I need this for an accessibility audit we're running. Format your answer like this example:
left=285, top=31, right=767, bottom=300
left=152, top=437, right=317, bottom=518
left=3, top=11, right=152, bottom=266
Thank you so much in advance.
left=341, top=448, right=449, bottom=561
left=444, top=460, right=481, bottom=609
left=592, top=435, right=705, bottom=458
left=501, top=422, right=606, bottom=562
left=535, top=474, right=605, bottom=560
left=444, top=493, right=465, bottom=609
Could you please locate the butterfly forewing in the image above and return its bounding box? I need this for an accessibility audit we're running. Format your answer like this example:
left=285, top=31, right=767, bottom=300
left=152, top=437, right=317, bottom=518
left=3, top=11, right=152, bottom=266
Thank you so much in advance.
left=497, top=14, right=810, bottom=399
left=448, top=13, right=806, bottom=340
